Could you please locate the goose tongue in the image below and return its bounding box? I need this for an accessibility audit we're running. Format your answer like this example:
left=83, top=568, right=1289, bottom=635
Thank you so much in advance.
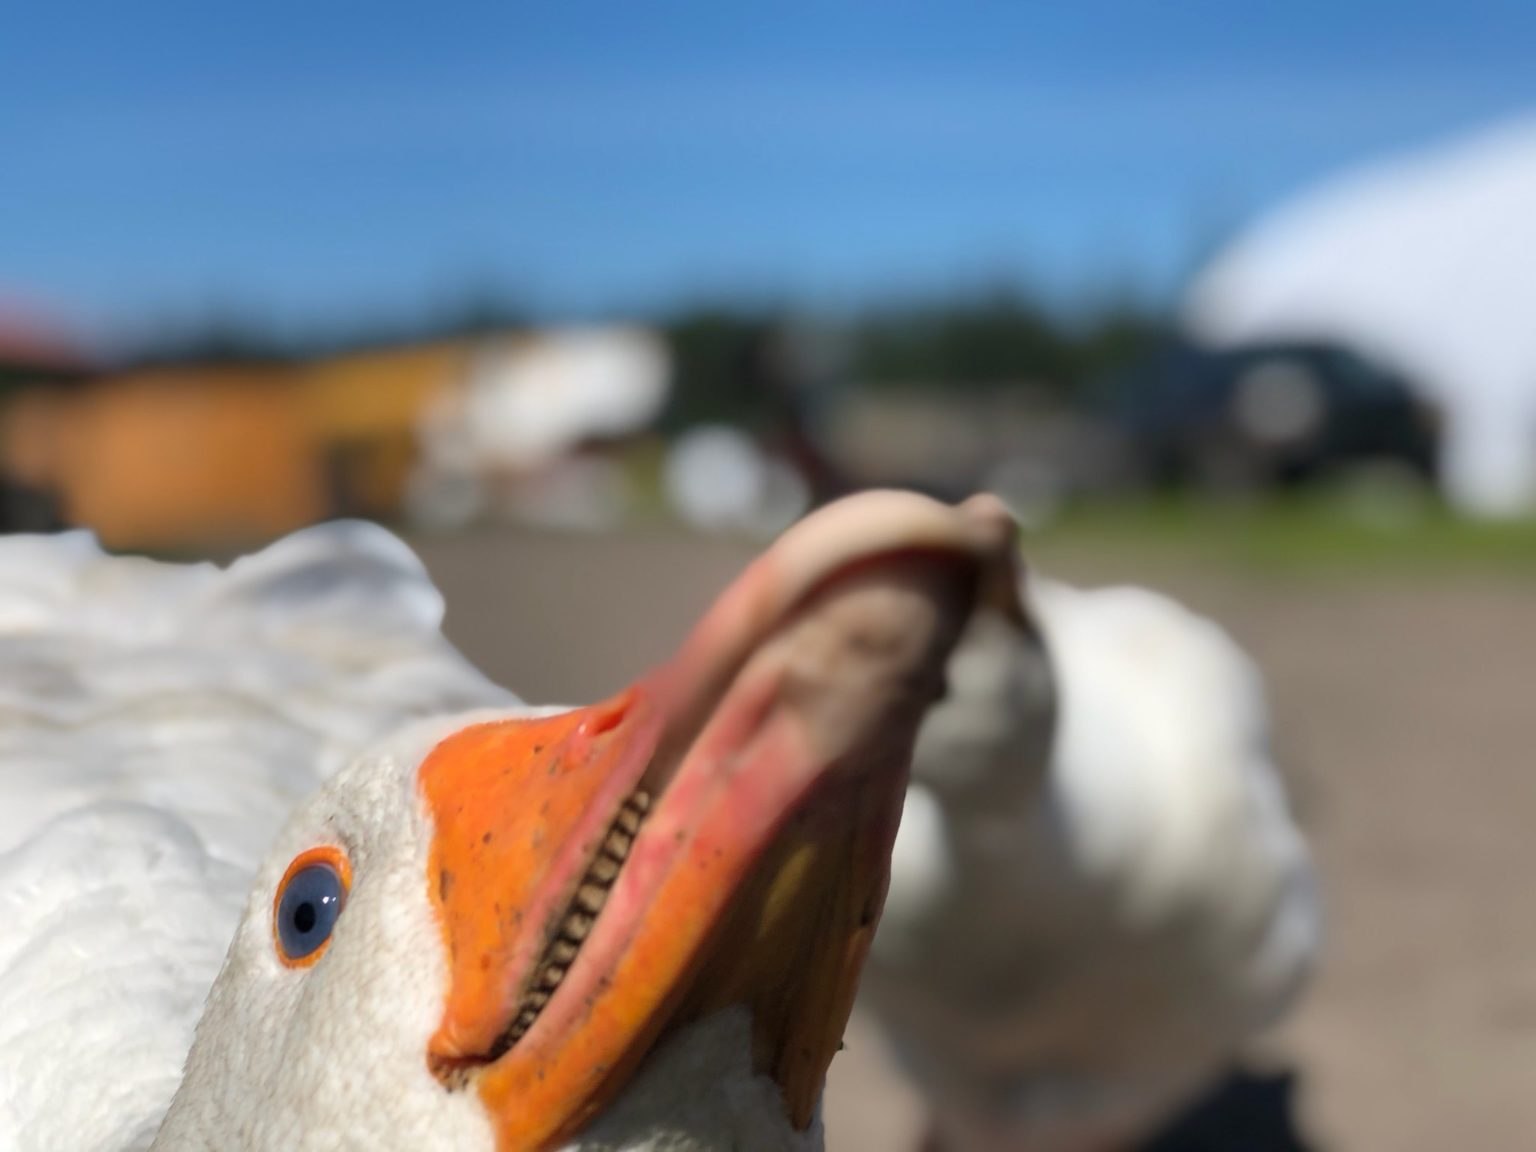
left=421, top=491, right=1022, bottom=1151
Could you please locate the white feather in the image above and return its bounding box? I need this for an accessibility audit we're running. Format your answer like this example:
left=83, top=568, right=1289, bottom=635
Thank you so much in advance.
left=865, top=574, right=1321, bottom=1152
left=0, top=525, right=507, bottom=1151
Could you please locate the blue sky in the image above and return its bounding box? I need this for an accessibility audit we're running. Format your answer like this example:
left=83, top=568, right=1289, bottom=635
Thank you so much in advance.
left=6, top=1, right=1536, bottom=343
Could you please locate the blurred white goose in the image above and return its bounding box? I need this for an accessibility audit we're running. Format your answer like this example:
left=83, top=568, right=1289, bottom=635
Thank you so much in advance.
left=0, top=492, right=1021, bottom=1152
left=864, top=569, right=1320, bottom=1152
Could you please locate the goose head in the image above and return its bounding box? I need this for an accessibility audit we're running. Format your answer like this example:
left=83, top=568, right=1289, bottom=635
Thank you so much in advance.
left=152, top=491, right=1020, bottom=1152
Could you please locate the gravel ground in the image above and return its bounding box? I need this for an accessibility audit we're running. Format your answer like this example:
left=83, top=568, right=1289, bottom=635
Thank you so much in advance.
left=411, top=523, right=1536, bottom=1152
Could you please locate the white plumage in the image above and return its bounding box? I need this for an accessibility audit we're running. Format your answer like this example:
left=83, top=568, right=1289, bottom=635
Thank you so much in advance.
left=0, top=522, right=839, bottom=1152
left=0, top=491, right=1007, bottom=1152
left=0, top=508, right=1316, bottom=1152
left=0, top=524, right=511, bottom=1152
left=864, top=574, right=1320, bottom=1152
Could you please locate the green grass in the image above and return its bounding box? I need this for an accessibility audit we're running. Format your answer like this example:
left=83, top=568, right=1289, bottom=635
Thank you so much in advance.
left=1026, top=493, right=1536, bottom=576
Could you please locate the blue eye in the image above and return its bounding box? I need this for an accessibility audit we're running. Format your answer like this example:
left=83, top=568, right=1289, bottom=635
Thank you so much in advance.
left=275, top=860, right=347, bottom=963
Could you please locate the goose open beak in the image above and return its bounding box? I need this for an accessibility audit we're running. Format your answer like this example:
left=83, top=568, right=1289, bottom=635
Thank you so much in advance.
left=418, top=491, right=1021, bottom=1151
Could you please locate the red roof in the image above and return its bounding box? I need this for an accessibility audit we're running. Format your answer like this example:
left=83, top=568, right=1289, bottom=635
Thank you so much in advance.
left=0, top=300, right=93, bottom=372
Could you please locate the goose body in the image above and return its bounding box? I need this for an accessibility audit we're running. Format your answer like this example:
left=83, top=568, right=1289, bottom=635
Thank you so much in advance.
left=866, top=574, right=1320, bottom=1151
left=0, top=524, right=510, bottom=1152
left=0, top=493, right=1019, bottom=1152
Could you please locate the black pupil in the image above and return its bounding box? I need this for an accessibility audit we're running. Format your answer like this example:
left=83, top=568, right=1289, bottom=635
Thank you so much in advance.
left=294, top=901, right=317, bottom=935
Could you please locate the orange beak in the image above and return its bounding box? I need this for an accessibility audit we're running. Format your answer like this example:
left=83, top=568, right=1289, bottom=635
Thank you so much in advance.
left=418, top=491, right=1021, bottom=1151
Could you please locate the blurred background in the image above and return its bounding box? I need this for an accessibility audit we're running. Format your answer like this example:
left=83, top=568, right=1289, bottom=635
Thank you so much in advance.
left=5, top=3, right=1536, bottom=1148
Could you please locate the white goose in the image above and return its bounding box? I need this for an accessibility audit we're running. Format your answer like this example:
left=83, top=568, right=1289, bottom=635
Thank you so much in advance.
left=0, top=491, right=1021, bottom=1152
left=862, top=566, right=1321, bottom=1152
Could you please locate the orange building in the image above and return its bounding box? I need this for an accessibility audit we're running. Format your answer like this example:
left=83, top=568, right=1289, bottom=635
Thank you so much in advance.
left=0, top=343, right=471, bottom=551
left=298, top=341, right=470, bottom=518
left=0, top=326, right=673, bottom=550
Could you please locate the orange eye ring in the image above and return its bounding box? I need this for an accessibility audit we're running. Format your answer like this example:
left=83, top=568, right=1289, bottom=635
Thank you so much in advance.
left=273, top=845, right=353, bottom=969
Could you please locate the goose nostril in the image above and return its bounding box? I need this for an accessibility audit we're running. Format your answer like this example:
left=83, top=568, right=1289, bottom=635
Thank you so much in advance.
left=581, top=691, right=635, bottom=738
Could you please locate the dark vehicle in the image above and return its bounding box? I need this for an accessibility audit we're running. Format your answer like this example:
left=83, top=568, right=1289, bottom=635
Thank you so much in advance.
left=1095, top=338, right=1440, bottom=492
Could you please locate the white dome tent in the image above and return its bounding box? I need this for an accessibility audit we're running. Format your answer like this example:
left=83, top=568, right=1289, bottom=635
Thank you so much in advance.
left=1184, top=116, right=1536, bottom=517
